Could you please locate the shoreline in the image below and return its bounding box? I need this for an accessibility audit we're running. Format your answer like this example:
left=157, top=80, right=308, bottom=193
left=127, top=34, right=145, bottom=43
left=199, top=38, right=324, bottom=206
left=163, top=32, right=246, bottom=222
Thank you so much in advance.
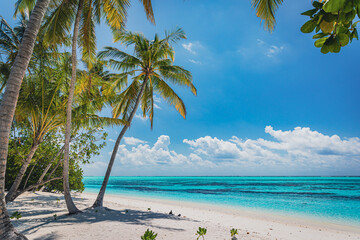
left=8, top=191, right=360, bottom=240
left=83, top=190, right=360, bottom=229
left=83, top=191, right=360, bottom=231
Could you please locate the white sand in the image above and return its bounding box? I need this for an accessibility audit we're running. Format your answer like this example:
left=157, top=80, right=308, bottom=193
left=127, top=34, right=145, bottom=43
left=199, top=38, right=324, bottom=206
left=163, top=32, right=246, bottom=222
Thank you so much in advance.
left=6, top=192, right=360, bottom=240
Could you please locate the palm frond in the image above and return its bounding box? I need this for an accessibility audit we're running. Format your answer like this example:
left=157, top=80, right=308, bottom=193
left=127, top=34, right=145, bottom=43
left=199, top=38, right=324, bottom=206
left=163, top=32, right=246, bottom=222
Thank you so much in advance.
left=80, top=0, right=96, bottom=67
left=139, top=0, right=155, bottom=24
left=252, top=0, right=283, bottom=32
left=152, top=76, right=186, bottom=119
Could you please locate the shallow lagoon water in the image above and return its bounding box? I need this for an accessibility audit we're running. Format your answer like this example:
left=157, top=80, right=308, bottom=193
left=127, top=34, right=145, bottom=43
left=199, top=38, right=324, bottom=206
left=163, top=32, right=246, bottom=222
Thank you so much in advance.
left=84, top=176, right=360, bottom=225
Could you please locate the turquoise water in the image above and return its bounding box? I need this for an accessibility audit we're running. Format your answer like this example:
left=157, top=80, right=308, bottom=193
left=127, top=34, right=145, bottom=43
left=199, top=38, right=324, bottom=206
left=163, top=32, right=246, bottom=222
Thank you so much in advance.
left=83, top=176, right=360, bottom=225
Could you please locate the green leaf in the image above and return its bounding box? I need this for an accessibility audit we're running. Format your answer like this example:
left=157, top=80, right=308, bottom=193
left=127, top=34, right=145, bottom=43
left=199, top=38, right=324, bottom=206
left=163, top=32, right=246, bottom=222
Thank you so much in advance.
left=331, top=42, right=341, bottom=53
left=345, top=10, right=356, bottom=22
left=320, top=20, right=335, bottom=33
left=323, top=13, right=337, bottom=22
left=321, top=43, right=330, bottom=54
left=338, top=33, right=349, bottom=46
left=314, top=37, right=327, bottom=48
left=343, top=1, right=354, bottom=13
left=323, top=0, right=346, bottom=13
left=313, top=33, right=329, bottom=39
left=301, top=20, right=317, bottom=33
left=301, top=9, right=318, bottom=16
left=353, top=20, right=360, bottom=28
left=312, top=1, right=323, bottom=9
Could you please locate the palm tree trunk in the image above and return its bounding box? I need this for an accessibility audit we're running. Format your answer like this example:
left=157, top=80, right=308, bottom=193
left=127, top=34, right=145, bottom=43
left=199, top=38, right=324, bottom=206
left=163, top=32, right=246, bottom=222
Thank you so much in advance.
left=12, top=177, right=62, bottom=201
left=63, top=0, right=84, bottom=214
left=36, top=146, right=64, bottom=188
left=6, top=143, right=39, bottom=203
left=0, top=0, right=50, bottom=237
left=39, top=157, right=62, bottom=192
left=92, top=77, right=149, bottom=208
left=23, top=161, right=37, bottom=190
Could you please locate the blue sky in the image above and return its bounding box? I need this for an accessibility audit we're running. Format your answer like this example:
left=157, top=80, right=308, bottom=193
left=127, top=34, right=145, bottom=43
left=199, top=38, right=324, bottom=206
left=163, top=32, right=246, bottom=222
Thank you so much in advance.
left=2, top=1, right=360, bottom=176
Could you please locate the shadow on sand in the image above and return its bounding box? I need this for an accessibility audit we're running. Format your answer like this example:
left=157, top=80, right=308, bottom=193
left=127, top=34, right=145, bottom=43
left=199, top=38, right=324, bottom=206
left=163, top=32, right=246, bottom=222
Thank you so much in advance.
left=9, top=193, right=196, bottom=236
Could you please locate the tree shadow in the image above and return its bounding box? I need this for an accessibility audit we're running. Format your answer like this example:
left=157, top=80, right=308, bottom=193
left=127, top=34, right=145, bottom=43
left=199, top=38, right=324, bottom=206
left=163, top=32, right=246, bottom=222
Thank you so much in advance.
left=10, top=194, right=198, bottom=236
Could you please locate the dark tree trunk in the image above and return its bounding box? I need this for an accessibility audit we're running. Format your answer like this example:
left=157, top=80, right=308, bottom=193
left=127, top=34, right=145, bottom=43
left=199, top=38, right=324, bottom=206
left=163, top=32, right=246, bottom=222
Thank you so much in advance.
left=93, top=77, right=148, bottom=208
left=0, top=0, right=50, bottom=238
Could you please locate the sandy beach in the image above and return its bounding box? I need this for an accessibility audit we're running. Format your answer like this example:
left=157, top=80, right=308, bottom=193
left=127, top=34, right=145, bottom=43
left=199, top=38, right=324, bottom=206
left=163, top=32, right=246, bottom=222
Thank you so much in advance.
left=5, top=192, right=360, bottom=240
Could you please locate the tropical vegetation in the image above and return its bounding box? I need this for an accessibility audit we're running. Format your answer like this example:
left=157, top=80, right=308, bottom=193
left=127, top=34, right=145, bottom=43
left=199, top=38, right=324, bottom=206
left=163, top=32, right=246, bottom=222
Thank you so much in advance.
left=0, top=0, right=358, bottom=239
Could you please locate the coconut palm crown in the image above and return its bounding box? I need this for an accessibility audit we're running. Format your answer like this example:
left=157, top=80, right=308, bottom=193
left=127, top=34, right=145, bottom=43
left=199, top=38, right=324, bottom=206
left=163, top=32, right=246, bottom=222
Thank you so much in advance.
left=101, top=26, right=197, bottom=127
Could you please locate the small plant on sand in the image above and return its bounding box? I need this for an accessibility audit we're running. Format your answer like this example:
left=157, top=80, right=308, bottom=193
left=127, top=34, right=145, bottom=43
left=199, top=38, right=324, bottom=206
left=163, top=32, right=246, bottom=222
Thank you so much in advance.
left=141, top=229, right=158, bottom=240
left=148, top=208, right=151, bottom=211
left=230, top=228, right=238, bottom=240
left=196, top=227, right=207, bottom=240
left=56, top=198, right=60, bottom=203
left=53, top=214, right=57, bottom=220
left=10, top=211, right=22, bottom=219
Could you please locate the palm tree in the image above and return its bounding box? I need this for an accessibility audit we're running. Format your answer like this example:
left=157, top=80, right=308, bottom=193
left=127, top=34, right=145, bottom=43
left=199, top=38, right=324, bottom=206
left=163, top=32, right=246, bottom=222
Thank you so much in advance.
left=0, top=0, right=51, bottom=238
left=92, top=27, right=197, bottom=208
left=36, top=0, right=155, bottom=214
left=5, top=53, right=68, bottom=203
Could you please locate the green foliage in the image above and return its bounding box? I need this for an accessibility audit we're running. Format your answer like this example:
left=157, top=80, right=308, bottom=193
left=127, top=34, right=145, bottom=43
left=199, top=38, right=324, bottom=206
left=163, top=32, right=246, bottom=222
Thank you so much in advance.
left=100, top=27, right=196, bottom=129
left=196, top=227, right=207, bottom=240
left=230, top=228, right=238, bottom=237
left=53, top=214, right=57, bottom=220
left=5, top=128, right=107, bottom=193
left=141, top=229, right=158, bottom=240
left=10, top=211, right=22, bottom=220
left=301, top=0, right=360, bottom=53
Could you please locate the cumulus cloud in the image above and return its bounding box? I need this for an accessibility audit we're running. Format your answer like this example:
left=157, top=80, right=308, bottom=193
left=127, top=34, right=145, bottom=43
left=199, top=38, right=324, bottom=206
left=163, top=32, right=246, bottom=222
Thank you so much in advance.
left=89, top=126, right=360, bottom=174
left=124, top=137, right=146, bottom=145
left=115, top=135, right=189, bottom=166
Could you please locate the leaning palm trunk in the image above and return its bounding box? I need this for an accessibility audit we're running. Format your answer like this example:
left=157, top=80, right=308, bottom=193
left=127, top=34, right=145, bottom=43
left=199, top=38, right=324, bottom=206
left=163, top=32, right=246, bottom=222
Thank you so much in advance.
left=36, top=146, right=64, bottom=188
left=92, top=77, right=148, bottom=208
left=39, top=157, right=62, bottom=192
left=62, top=0, right=84, bottom=214
left=6, top=142, right=40, bottom=203
left=12, top=177, right=62, bottom=201
left=23, top=161, right=38, bottom=190
left=0, top=0, right=50, bottom=238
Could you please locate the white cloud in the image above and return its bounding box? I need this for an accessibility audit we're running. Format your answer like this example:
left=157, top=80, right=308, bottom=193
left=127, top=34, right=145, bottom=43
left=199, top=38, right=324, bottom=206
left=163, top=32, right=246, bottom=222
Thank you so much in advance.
left=109, top=138, right=116, bottom=142
left=88, top=127, right=360, bottom=174
left=182, top=42, right=196, bottom=54
left=135, top=114, right=148, bottom=121
left=189, top=59, right=202, bottom=65
left=182, top=41, right=203, bottom=55
left=265, top=45, right=285, bottom=58
left=115, top=135, right=189, bottom=166
left=124, top=136, right=146, bottom=145
left=238, top=39, right=286, bottom=62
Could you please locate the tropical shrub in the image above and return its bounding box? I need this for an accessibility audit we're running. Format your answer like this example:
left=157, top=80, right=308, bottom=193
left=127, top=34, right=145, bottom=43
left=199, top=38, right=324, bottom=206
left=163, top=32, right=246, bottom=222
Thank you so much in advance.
left=196, top=227, right=207, bottom=240
left=141, top=229, right=158, bottom=240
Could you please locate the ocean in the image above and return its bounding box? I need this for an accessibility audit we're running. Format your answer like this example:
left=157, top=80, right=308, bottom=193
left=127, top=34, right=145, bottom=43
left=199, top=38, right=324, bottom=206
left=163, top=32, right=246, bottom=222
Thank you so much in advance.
left=83, top=176, right=360, bottom=225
